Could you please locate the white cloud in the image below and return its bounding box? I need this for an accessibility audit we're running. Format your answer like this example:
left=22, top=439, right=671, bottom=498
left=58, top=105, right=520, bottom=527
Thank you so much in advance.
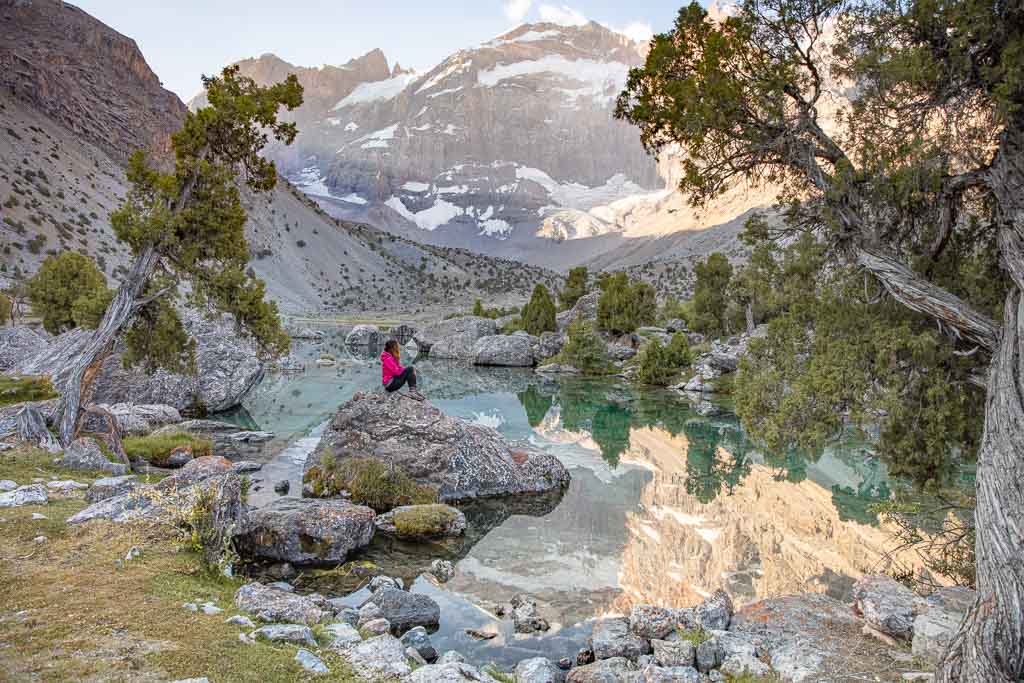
left=613, top=21, right=653, bottom=44
left=504, top=0, right=533, bottom=22
left=538, top=4, right=588, bottom=26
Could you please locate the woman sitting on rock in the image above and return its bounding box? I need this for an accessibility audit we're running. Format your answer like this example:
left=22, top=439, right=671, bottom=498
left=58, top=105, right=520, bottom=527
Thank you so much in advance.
left=381, top=339, right=424, bottom=400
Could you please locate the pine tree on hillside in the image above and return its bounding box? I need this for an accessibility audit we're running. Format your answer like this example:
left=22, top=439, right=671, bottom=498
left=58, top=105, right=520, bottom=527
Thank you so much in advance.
left=522, top=283, right=556, bottom=335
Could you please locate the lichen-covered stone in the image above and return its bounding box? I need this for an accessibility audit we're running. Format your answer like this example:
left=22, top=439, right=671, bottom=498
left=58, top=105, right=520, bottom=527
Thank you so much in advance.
left=306, top=391, right=569, bottom=502
left=374, top=504, right=466, bottom=539
left=851, top=574, right=917, bottom=640
left=591, top=617, right=651, bottom=661
left=234, top=583, right=331, bottom=626
left=363, top=588, right=441, bottom=632
left=234, top=497, right=375, bottom=565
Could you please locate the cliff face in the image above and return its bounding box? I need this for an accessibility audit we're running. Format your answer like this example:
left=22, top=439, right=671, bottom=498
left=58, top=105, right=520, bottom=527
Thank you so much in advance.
left=0, top=0, right=186, bottom=161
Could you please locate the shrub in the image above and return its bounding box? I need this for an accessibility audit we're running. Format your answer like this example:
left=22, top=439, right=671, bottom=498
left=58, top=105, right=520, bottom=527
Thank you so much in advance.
left=0, top=292, right=10, bottom=325
left=26, top=251, right=111, bottom=334
left=692, top=253, right=734, bottom=337
left=0, top=375, right=58, bottom=407
left=303, top=451, right=436, bottom=512
left=555, top=319, right=612, bottom=375
left=597, top=272, right=656, bottom=334
left=521, top=283, right=556, bottom=335
left=636, top=333, right=692, bottom=386
left=123, top=432, right=213, bottom=466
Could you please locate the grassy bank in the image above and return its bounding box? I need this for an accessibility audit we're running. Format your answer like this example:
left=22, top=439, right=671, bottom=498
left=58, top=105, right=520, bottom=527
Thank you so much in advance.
left=0, top=447, right=361, bottom=682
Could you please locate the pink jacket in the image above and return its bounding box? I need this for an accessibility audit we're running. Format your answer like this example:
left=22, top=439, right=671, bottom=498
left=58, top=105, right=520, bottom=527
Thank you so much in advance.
left=381, top=351, right=404, bottom=386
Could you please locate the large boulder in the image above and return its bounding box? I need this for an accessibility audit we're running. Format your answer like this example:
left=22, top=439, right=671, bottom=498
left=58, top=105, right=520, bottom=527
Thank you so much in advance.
left=566, top=657, right=637, bottom=682
left=97, top=403, right=182, bottom=436
left=851, top=574, right=917, bottom=640
left=911, top=587, right=975, bottom=665
left=8, top=310, right=264, bottom=413
left=363, top=588, right=441, bottom=632
left=234, top=497, right=375, bottom=565
left=346, top=324, right=385, bottom=347
left=59, top=437, right=128, bottom=475
left=0, top=326, right=49, bottom=372
left=556, top=291, right=600, bottom=332
left=306, top=392, right=569, bottom=502
left=473, top=334, right=535, bottom=367
left=515, top=657, right=564, bottom=683
left=0, top=483, right=48, bottom=508
left=415, top=316, right=496, bottom=356
left=85, top=475, right=139, bottom=503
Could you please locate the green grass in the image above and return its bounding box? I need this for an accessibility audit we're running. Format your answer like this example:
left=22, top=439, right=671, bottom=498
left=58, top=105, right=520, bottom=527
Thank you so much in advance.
left=0, top=375, right=58, bottom=407
left=675, top=626, right=713, bottom=645
left=304, top=452, right=437, bottom=512
left=122, top=432, right=213, bottom=467
left=481, top=664, right=515, bottom=682
left=0, top=446, right=362, bottom=682
left=725, top=673, right=781, bottom=683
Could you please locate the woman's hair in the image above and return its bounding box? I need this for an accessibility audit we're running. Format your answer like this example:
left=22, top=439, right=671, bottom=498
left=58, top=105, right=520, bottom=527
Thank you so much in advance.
left=384, top=339, right=400, bottom=356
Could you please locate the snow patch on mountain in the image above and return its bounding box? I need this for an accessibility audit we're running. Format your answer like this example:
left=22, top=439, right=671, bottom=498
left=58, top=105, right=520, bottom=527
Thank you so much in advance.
left=332, top=73, right=417, bottom=109
left=477, top=56, right=629, bottom=107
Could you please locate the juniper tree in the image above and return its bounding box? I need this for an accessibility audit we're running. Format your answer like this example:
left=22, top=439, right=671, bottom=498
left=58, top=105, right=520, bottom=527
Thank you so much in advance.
left=54, top=66, right=302, bottom=445
left=617, top=2, right=1024, bottom=679
left=522, top=283, right=556, bottom=335
left=26, top=252, right=110, bottom=334
left=691, top=253, right=734, bottom=337
left=560, top=266, right=589, bottom=309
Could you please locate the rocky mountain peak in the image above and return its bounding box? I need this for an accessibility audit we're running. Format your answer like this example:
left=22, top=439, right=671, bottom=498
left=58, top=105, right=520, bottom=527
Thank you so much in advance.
left=0, top=0, right=186, bottom=160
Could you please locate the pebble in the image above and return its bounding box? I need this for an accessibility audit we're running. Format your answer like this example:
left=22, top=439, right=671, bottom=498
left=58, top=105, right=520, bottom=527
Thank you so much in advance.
left=182, top=602, right=199, bottom=612
left=125, top=546, right=142, bottom=562
left=201, top=602, right=223, bottom=615
left=226, top=615, right=257, bottom=628
left=33, top=535, right=47, bottom=544
left=31, top=513, right=47, bottom=520
left=361, top=617, right=391, bottom=636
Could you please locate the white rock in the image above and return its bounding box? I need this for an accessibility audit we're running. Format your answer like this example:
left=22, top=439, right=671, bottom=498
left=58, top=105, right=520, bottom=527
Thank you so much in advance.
left=0, top=484, right=48, bottom=508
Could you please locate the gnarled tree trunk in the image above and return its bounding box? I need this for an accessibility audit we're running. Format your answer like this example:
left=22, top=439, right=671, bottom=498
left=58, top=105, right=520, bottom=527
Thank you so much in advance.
left=55, top=245, right=157, bottom=446
left=937, top=124, right=1024, bottom=683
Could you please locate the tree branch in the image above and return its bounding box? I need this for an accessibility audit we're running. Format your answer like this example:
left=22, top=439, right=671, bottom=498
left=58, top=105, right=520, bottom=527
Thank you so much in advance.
left=857, top=246, right=1001, bottom=352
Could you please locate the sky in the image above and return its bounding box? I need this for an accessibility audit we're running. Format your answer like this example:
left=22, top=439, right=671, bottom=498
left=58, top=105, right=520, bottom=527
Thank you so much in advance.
left=72, top=1, right=689, bottom=101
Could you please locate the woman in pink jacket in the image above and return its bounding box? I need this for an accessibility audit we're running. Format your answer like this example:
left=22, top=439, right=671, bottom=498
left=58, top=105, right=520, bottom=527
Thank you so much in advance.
left=381, top=339, right=424, bottom=400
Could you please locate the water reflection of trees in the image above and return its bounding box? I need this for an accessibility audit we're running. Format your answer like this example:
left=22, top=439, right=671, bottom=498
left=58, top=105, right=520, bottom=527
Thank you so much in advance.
left=519, top=378, right=891, bottom=521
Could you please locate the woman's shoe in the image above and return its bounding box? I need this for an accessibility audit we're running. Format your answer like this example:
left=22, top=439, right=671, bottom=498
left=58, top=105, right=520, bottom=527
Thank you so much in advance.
left=407, top=390, right=425, bottom=402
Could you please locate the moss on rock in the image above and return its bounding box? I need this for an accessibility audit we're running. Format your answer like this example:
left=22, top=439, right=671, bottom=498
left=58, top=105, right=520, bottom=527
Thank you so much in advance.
left=303, top=451, right=436, bottom=512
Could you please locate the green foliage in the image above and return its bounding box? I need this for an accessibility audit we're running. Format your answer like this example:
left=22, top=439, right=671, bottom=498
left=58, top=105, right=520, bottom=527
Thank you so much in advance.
left=675, top=627, right=712, bottom=645
left=70, top=287, right=114, bottom=330
left=106, top=65, right=300, bottom=373
left=555, top=319, right=612, bottom=375
left=522, top=283, right=556, bottom=335
left=122, top=432, right=213, bottom=467
left=0, top=375, right=58, bottom=406
left=472, top=299, right=485, bottom=317
left=660, top=296, right=693, bottom=326
left=26, top=252, right=109, bottom=334
left=692, top=253, right=733, bottom=337
left=303, top=452, right=437, bottom=512
left=560, top=266, right=589, bottom=309
left=597, top=272, right=656, bottom=334
left=636, top=333, right=692, bottom=386
left=391, top=504, right=460, bottom=538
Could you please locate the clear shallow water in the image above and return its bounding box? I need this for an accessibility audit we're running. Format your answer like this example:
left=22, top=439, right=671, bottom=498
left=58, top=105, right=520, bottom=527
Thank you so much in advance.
left=233, top=328, right=903, bottom=668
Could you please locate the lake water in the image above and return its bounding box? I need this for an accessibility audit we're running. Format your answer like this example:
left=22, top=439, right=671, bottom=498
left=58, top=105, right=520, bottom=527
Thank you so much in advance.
left=230, top=329, right=905, bottom=668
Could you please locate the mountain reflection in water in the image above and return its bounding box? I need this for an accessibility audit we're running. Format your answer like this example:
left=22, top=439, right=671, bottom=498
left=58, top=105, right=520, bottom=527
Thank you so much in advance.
left=236, top=333, right=915, bottom=664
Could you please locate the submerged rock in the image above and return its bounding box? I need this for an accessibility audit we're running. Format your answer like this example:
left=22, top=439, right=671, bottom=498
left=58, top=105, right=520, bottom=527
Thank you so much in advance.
left=306, top=391, right=569, bottom=502
left=511, top=595, right=550, bottom=634
left=234, top=497, right=375, bottom=565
